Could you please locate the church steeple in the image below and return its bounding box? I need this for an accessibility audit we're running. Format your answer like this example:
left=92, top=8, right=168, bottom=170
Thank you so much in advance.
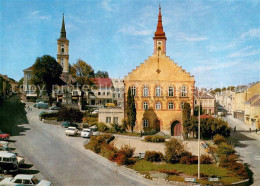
left=57, top=14, right=69, bottom=73
left=153, top=5, right=167, bottom=55
left=60, top=13, right=66, bottom=38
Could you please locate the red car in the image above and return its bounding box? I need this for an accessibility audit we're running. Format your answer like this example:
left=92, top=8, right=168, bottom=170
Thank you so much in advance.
left=0, top=130, right=10, bottom=140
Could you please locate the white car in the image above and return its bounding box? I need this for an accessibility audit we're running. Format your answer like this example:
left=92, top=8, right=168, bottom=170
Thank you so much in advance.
left=81, top=128, right=92, bottom=138
left=0, top=174, right=51, bottom=186
left=65, top=127, right=78, bottom=136
left=91, top=110, right=99, bottom=114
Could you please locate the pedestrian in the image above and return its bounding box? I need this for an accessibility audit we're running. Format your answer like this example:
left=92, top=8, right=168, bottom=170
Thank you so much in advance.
left=140, top=131, right=142, bottom=137
left=234, top=126, right=236, bottom=132
left=249, top=128, right=251, bottom=133
left=256, top=129, right=258, bottom=134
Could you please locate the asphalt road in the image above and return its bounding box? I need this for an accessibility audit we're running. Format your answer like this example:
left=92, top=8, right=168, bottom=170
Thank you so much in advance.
left=223, top=116, right=260, bottom=186
left=11, top=103, right=151, bottom=186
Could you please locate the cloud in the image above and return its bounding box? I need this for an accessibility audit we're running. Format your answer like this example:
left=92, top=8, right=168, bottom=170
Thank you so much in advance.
left=100, top=0, right=112, bottom=12
left=192, top=61, right=239, bottom=74
left=229, top=46, right=260, bottom=58
left=240, top=28, right=260, bottom=40
left=207, top=42, right=237, bottom=52
left=176, top=32, right=208, bottom=42
left=118, top=26, right=153, bottom=36
left=29, top=10, right=51, bottom=20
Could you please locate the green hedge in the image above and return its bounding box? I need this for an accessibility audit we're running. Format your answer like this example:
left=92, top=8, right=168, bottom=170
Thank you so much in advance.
left=144, top=135, right=165, bottom=143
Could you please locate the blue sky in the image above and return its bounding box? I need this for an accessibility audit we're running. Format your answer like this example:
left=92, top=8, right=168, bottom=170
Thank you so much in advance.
left=0, top=0, right=259, bottom=88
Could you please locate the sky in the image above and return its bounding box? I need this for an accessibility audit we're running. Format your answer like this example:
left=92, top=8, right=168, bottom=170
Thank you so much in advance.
left=0, top=0, right=259, bottom=88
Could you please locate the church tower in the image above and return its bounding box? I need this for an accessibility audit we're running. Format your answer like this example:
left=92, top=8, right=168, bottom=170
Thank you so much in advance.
left=153, top=5, right=167, bottom=55
left=57, top=14, right=69, bottom=73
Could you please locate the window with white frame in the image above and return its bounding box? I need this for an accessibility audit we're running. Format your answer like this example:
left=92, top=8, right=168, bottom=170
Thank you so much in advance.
left=181, top=86, right=187, bottom=97
left=113, top=117, right=118, bottom=124
left=168, top=86, right=174, bottom=97
left=155, top=102, right=161, bottom=110
left=143, top=86, right=149, bottom=97
left=181, top=102, right=185, bottom=110
left=168, top=102, right=174, bottom=110
left=143, top=102, right=148, bottom=110
left=143, top=119, right=149, bottom=127
left=131, top=86, right=136, bottom=96
left=155, top=86, right=161, bottom=97
left=106, top=117, right=111, bottom=123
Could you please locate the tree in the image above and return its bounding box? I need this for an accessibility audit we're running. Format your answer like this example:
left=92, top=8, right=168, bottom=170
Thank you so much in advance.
left=165, top=138, right=187, bottom=163
left=71, top=59, right=95, bottom=109
left=194, top=105, right=203, bottom=117
left=126, top=87, right=136, bottom=132
left=214, top=88, right=221, bottom=93
left=95, top=70, right=109, bottom=78
left=182, top=103, right=191, bottom=138
left=31, top=55, right=63, bottom=105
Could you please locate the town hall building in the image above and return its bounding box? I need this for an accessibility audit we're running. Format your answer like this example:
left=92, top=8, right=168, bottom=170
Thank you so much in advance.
left=124, top=6, right=195, bottom=136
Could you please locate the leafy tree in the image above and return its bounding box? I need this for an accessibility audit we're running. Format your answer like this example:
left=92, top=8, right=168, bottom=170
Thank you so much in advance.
left=95, top=70, right=109, bottom=78
left=165, top=138, right=187, bottom=163
left=227, top=86, right=235, bottom=91
left=57, top=107, right=83, bottom=122
left=182, top=103, right=191, bottom=138
left=18, top=78, right=24, bottom=87
left=31, top=55, right=63, bottom=105
left=214, top=88, right=221, bottom=93
left=194, top=105, right=203, bottom=117
left=71, top=59, right=95, bottom=109
left=126, top=87, right=136, bottom=132
left=221, top=87, right=226, bottom=91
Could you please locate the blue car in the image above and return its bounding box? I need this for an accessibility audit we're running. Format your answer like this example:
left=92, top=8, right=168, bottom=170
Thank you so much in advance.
left=61, top=121, right=79, bottom=128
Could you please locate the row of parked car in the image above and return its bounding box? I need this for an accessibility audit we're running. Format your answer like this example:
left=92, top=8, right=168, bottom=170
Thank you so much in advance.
left=0, top=131, right=51, bottom=185
left=61, top=121, right=100, bottom=138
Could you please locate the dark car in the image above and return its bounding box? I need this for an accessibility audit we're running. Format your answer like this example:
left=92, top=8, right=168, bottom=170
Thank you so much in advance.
left=61, top=121, right=79, bottom=129
left=0, top=130, right=10, bottom=141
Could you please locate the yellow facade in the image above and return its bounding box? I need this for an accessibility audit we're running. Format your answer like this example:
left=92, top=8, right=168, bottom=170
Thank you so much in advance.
left=124, top=54, right=195, bottom=135
left=233, top=82, right=260, bottom=129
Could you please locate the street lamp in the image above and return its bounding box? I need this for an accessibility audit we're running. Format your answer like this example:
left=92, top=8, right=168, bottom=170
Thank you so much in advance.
left=193, top=89, right=206, bottom=180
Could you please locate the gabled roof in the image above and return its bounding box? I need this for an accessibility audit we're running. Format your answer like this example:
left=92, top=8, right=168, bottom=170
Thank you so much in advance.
left=93, top=78, right=112, bottom=87
left=251, top=99, right=260, bottom=107
left=195, top=90, right=214, bottom=99
left=23, top=65, right=34, bottom=72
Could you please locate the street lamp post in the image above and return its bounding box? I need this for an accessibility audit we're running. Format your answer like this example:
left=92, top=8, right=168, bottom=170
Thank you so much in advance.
left=198, top=99, right=201, bottom=180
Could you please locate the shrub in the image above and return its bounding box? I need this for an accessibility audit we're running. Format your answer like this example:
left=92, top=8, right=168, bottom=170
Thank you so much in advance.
left=200, top=154, right=213, bottom=164
left=144, top=151, right=164, bottom=162
left=118, top=145, right=135, bottom=158
left=40, top=112, right=58, bottom=119
left=56, top=102, right=61, bottom=107
left=219, top=154, right=239, bottom=167
left=108, top=127, right=117, bottom=133
left=109, top=145, right=136, bottom=165
left=180, top=155, right=198, bottom=164
left=97, top=122, right=108, bottom=132
left=100, top=143, right=117, bottom=159
left=159, top=169, right=179, bottom=175
left=165, top=138, right=186, bottom=163
left=82, top=116, right=98, bottom=125
left=216, top=142, right=236, bottom=156
left=85, top=134, right=115, bottom=154
left=213, top=134, right=226, bottom=145
left=58, top=107, right=83, bottom=122
left=144, top=135, right=165, bottom=143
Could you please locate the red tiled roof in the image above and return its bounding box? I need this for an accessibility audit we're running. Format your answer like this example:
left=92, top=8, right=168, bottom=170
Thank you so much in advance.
left=251, top=99, right=260, bottom=107
left=93, top=78, right=112, bottom=87
left=198, top=114, right=213, bottom=119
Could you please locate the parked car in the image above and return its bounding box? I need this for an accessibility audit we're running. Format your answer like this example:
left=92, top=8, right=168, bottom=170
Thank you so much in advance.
left=91, top=110, right=99, bottom=114
left=89, top=126, right=100, bottom=136
left=0, top=174, right=51, bottom=185
left=61, top=121, right=79, bottom=129
left=0, top=130, right=10, bottom=141
left=0, top=151, right=18, bottom=174
left=34, top=103, right=49, bottom=109
left=81, top=128, right=92, bottom=138
left=65, top=127, right=78, bottom=136
left=50, top=105, right=60, bottom=110
left=0, top=141, right=9, bottom=147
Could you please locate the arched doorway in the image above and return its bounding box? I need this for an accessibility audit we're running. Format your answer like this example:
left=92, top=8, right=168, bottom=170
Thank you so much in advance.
left=171, top=121, right=182, bottom=136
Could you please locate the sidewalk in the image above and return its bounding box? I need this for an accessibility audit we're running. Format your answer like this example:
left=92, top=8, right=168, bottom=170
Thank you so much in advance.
left=224, top=115, right=260, bottom=139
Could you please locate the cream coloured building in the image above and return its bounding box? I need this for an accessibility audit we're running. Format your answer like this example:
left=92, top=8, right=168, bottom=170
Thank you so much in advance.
left=124, top=6, right=195, bottom=136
